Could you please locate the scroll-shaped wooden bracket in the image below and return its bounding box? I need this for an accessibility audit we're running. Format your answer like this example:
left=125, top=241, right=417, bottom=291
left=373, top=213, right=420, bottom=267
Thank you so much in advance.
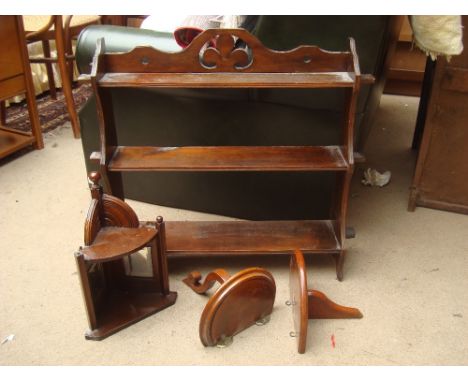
left=289, top=249, right=362, bottom=353
left=184, top=267, right=276, bottom=347
left=183, top=269, right=230, bottom=294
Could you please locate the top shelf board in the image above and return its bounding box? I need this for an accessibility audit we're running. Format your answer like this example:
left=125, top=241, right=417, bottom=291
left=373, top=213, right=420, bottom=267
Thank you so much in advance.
left=97, top=72, right=356, bottom=89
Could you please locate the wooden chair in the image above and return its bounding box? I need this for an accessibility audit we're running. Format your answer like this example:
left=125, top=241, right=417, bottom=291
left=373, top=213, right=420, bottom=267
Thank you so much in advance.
left=288, top=249, right=362, bottom=353
left=22, top=15, right=101, bottom=139
left=183, top=267, right=276, bottom=347
left=75, top=171, right=177, bottom=340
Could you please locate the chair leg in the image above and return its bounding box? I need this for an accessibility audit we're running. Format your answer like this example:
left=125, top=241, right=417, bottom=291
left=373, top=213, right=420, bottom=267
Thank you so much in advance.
left=54, top=16, right=80, bottom=139
left=65, top=38, right=75, bottom=86
left=63, top=16, right=75, bottom=86
left=23, top=70, right=44, bottom=149
left=66, top=39, right=76, bottom=87
left=25, top=94, right=44, bottom=149
left=67, top=49, right=75, bottom=87
left=41, top=40, right=57, bottom=99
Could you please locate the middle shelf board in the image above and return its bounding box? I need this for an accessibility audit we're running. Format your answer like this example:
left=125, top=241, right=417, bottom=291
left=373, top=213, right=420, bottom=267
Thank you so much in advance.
left=164, top=220, right=341, bottom=256
left=95, top=145, right=349, bottom=172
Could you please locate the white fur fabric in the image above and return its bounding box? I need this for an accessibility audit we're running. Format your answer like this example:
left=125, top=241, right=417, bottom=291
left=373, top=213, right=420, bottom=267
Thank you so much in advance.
left=410, top=15, right=464, bottom=60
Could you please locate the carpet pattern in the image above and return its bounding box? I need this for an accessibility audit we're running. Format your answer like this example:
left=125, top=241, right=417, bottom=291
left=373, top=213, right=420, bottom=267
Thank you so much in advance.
left=3, top=83, right=93, bottom=134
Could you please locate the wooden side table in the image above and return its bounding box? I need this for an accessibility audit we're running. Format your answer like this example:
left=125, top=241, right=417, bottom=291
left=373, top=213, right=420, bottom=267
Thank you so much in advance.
left=0, top=16, right=43, bottom=159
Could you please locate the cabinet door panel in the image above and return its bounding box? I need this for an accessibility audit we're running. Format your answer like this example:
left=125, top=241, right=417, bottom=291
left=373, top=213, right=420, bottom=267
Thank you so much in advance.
left=410, top=16, right=468, bottom=213
left=0, top=16, right=24, bottom=81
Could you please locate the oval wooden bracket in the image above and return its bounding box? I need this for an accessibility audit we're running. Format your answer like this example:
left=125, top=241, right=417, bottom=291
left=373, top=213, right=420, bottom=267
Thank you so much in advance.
left=184, top=267, right=276, bottom=347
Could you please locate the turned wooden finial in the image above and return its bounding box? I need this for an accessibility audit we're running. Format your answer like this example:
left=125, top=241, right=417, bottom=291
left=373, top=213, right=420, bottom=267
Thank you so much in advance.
left=156, top=216, right=164, bottom=224
left=88, top=171, right=102, bottom=200
left=88, top=171, right=101, bottom=185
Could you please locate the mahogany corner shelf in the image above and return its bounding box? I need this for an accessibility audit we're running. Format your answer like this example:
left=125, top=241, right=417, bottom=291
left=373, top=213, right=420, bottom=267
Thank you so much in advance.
left=75, top=172, right=177, bottom=340
left=85, top=28, right=373, bottom=281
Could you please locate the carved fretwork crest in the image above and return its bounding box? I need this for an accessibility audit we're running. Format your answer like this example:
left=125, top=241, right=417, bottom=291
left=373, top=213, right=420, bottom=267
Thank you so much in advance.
left=97, top=29, right=354, bottom=74
left=200, top=34, right=252, bottom=70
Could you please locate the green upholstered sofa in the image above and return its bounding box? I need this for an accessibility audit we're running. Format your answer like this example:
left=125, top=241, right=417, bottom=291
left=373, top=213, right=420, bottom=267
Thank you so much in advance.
left=76, top=16, right=398, bottom=219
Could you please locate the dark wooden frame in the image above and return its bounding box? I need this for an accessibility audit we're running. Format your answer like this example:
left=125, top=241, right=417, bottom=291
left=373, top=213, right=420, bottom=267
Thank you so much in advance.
left=84, top=28, right=374, bottom=281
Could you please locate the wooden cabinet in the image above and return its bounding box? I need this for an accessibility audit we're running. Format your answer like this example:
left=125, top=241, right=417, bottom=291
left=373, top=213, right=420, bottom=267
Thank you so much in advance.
left=85, top=29, right=373, bottom=280
left=0, top=16, right=43, bottom=159
left=408, top=16, right=468, bottom=214
left=384, top=16, right=427, bottom=97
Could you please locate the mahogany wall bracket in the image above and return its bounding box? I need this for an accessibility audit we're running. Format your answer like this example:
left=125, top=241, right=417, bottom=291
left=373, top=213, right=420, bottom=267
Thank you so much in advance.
left=183, top=267, right=276, bottom=347
left=75, top=171, right=177, bottom=340
left=288, top=249, right=362, bottom=353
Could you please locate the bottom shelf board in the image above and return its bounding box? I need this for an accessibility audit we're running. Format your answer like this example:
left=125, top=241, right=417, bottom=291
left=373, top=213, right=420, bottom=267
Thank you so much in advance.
left=165, top=220, right=340, bottom=256
left=85, top=290, right=177, bottom=340
left=0, top=128, right=35, bottom=159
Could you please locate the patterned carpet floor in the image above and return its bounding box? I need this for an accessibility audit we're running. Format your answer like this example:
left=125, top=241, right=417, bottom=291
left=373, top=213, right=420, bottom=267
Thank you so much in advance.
left=3, top=83, right=92, bottom=134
